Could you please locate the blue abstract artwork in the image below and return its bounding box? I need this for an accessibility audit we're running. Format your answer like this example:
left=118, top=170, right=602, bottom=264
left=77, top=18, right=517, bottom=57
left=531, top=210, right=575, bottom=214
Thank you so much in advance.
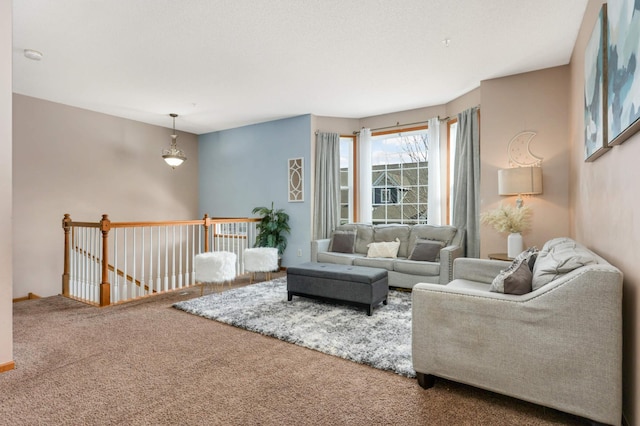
left=584, top=5, right=608, bottom=161
left=607, top=0, right=640, bottom=145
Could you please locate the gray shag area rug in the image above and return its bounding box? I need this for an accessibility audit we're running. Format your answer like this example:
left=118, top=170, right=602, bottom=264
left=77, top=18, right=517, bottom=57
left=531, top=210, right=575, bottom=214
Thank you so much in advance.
left=173, top=277, right=415, bottom=377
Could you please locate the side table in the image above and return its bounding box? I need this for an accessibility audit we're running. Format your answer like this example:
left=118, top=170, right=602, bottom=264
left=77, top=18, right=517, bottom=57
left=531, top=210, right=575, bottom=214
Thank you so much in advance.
left=488, top=253, right=512, bottom=261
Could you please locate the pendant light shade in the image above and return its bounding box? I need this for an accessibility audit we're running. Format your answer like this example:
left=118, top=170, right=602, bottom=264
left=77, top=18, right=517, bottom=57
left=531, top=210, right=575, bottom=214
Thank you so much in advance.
left=162, top=113, right=187, bottom=168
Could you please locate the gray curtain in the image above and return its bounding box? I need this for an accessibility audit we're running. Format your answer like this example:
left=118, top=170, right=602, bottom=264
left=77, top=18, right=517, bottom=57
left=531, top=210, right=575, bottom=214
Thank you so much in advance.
left=314, top=132, right=340, bottom=239
left=452, top=107, right=480, bottom=258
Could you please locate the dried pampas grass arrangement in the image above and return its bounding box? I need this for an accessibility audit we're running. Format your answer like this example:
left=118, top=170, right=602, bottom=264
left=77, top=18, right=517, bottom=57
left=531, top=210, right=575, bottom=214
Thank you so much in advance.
left=480, top=204, right=532, bottom=234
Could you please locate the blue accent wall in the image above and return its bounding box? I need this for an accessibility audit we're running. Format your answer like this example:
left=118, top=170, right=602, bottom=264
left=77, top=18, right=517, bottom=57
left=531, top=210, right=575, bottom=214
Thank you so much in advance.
left=198, top=115, right=311, bottom=267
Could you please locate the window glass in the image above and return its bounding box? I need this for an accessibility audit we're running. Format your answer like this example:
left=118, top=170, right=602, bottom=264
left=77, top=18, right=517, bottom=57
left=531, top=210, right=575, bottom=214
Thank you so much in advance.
left=370, top=130, right=429, bottom=225
left=448, top=121, right=458, bottom=224
left=339, top=136, right=354, bottom=224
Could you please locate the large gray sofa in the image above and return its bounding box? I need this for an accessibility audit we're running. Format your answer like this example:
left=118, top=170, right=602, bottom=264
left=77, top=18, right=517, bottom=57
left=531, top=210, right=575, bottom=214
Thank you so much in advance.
left=412, top=237, right=623, bottom=425
left=310, top=223, right=466, bottom=289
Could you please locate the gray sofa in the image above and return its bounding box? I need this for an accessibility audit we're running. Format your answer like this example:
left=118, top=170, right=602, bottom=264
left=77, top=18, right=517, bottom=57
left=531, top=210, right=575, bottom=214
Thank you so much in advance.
left=310, top=223, right=466, bottom=289
left=412, top=237, right=623, bottom=425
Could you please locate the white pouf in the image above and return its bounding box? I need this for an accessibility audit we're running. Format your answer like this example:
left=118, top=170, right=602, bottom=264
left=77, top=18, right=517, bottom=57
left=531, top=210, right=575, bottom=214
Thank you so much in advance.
left=195, top=251, right=237, bottom=295
left=244, top=247, right=279, bottom=283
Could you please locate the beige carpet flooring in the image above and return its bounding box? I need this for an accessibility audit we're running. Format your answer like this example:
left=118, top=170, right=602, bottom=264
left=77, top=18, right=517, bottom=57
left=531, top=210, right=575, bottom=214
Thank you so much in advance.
left=2, top=274, right=584, bottom=425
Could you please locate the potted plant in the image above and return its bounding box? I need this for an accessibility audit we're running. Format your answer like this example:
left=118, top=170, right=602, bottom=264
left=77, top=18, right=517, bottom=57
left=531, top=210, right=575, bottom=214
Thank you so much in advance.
left=480, top=203, right=532, bottom=258
left=252, top=202, right=291, bottom=258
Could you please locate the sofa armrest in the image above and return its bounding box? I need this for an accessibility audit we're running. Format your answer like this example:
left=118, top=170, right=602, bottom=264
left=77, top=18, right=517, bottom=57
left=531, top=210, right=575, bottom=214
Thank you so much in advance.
left=310, top=238, right=330, bottom=262
left=438, top=244, right=465, bottom=284
left=452, top=257, right=511, bottom=284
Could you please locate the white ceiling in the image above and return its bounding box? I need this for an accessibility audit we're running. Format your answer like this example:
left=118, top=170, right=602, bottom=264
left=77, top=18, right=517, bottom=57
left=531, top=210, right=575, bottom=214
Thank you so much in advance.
left=12, top=0, right=589, bottom=135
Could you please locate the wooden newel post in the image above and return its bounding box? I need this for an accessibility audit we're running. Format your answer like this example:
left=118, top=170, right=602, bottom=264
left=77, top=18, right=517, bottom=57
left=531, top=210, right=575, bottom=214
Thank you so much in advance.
left=99, top=214, right=111, bottom=307
left=203, top=214, right=211, bottom=252
left=62, top=214, right=72, bottom=296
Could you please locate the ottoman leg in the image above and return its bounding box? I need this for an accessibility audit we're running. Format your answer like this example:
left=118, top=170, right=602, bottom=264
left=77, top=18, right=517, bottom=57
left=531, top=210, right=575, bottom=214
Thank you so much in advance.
left=367, top=305, right=373, bottom=316
left=287, top=292, right=293, bottom=301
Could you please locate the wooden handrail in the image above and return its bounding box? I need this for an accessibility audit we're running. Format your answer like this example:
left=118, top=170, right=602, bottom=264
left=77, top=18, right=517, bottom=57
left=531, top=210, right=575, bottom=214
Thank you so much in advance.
left=65, top=217, right=260, bottom=228
left=66, top=221, right=101, bottom=228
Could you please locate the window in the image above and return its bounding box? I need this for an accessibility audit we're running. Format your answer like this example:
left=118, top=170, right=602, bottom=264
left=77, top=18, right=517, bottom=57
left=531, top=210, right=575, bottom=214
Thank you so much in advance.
left=374, top=187, right=399, bottom=205
left=447, top=120, right=458, bottom=224
left=371, top=129, right=428, bottom=225
left=339, top=125, right=453, bottom=226
left=339, top=136, right=355, bottom=224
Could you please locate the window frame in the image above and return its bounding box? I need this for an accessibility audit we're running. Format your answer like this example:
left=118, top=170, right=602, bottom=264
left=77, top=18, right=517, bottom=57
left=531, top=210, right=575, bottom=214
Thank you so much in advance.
left=339, top=135, right=357, bottom=224
left=446, top=118, right=458, bottom=225
left=370, top=126, right=429, bottom=225
left=340, top=122, right=455, bottom=225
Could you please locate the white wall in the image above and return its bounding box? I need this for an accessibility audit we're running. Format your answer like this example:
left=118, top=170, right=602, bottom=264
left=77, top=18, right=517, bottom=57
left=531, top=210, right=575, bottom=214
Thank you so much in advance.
left=0, top=0, right=13, bottom=371
left=12, top=95, right=200, bottom=298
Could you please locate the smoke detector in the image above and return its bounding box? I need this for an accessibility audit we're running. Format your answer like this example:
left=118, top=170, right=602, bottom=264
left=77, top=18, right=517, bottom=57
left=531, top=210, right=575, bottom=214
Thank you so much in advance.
left=24, top=49, right=43, bottom=61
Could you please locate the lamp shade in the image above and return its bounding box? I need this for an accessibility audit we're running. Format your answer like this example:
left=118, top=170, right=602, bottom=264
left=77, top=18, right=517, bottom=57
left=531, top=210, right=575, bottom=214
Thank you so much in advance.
left=163, top=153, right=186, bottom=167
left=498, top=166, right=542, bottom=195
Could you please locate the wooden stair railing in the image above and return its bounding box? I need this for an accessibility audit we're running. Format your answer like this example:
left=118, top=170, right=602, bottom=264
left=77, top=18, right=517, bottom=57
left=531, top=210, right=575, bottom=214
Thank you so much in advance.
left=72, top=246, right=150, bottom=293
left=62, top=214, right=260, bottom=306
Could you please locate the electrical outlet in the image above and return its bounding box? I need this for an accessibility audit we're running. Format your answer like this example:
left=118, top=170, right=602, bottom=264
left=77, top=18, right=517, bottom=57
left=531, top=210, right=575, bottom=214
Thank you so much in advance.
left=297, top=249, right=302, bottom=257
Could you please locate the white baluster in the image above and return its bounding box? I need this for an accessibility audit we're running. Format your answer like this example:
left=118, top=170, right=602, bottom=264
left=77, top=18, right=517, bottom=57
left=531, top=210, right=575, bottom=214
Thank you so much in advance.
left=156, top=226, right=162, bottom=292
left=114, top=229, right=119, bottom=303
left=171, top=226, right=176, bottom=290
left=178, top=225, right=183, bottom=288
left=140, top=227, right=145, bottom=296
left=184, top=224, right=190, bottom=286
left=123, top=228, right=128, bottom=303
left=164, top=226, right=169, bottom=292
left=132, top=228, right=137, bottom=299
left=87, top=228, right=92, bottom=302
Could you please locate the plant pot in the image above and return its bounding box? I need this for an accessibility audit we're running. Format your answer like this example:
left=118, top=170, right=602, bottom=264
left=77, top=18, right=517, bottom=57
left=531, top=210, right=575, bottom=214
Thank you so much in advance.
left=507, top=233, right=523, bottom=258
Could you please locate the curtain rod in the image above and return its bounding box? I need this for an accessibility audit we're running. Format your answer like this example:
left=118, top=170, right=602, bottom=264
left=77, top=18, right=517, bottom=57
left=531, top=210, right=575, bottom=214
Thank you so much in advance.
left=353, top=120, right=431, bottom=135
left=318, top=106, right=480, bottom=136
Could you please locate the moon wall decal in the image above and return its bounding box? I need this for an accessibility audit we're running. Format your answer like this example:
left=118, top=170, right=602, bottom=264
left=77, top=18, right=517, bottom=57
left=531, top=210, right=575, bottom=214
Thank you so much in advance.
left=507, top=131, right=543, bottom=167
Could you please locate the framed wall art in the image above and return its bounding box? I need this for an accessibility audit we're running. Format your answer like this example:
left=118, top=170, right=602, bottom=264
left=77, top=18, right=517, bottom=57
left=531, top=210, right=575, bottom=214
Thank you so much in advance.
left=288, top=157, right=304, bottom=202
left=607, top=0, right=640, bottom=146
left=584, top=4, right=609, bottom=161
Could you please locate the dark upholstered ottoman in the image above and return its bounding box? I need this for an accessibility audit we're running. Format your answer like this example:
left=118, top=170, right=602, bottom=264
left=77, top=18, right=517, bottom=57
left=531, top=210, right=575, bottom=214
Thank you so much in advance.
left=286, top=262, right=388, bottom=316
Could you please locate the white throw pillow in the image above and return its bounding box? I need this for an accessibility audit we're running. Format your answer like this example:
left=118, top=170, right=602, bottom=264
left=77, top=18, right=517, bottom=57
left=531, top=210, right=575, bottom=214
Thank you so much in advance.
left=532, top=242, right=597, bottom=290
left=366, top=238, right=401, bottom=258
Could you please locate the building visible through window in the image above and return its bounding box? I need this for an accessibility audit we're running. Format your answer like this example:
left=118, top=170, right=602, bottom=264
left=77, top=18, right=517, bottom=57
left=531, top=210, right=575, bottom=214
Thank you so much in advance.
left=340, top=123, right=457, bottom=226
left=370, top=130, right=428, bottom=224
left=339, top=136, right=355, bottom=224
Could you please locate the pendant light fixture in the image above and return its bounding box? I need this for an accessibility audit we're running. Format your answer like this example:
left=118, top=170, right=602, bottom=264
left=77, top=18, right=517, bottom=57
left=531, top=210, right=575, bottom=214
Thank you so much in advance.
left=162, top=113, right=187, bottom=168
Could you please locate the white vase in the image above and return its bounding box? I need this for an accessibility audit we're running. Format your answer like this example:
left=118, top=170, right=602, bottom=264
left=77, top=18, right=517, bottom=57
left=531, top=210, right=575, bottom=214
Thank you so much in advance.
left=507, top=233, right=523, bottom=258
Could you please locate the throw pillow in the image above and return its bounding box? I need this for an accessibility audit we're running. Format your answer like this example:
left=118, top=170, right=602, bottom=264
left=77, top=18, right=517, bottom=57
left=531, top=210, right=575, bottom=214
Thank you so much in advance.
left=329, top=230, right=357, bottom=254
left=513, top=247, right=539, bottom=271
left=408, top=239, right=444, bottom=262
left=490, top=257, right=533, bottom=295
left=366, top=238, right=401, bottom=258
left=532, top=243, right=597, bottom=290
